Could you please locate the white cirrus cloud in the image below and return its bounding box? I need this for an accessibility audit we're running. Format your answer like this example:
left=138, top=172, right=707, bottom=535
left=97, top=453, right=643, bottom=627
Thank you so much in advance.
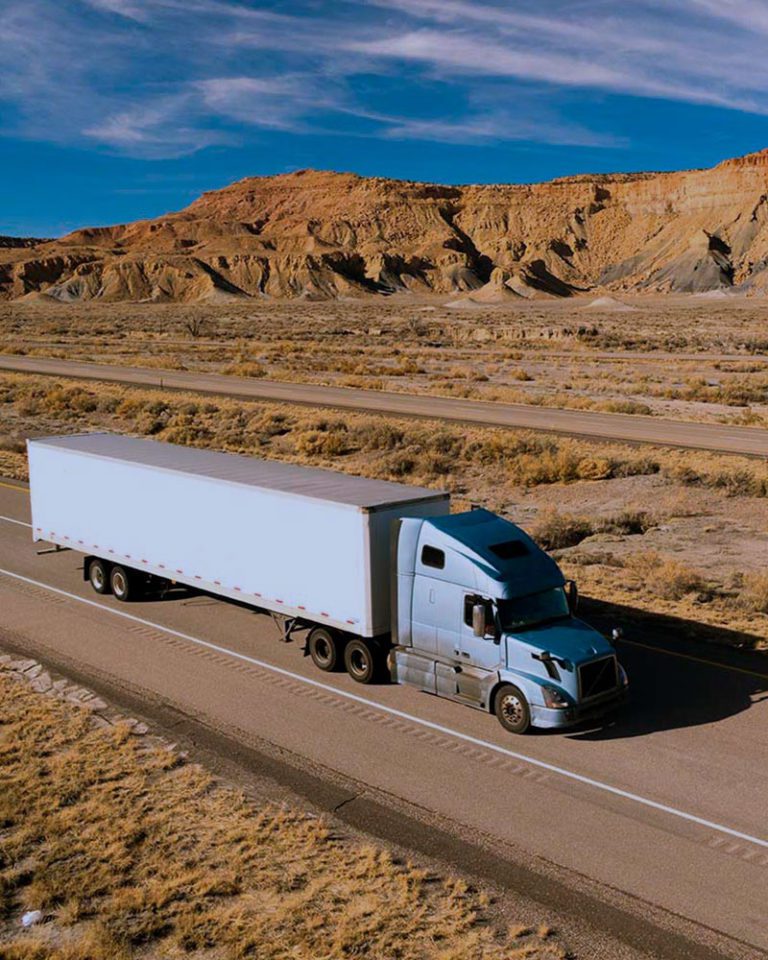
left=1, top=0, right=767, bottom=160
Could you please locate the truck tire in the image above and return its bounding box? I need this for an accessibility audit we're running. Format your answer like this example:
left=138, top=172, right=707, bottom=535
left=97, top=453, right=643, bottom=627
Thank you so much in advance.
left=344, top=638, right=378, bottom=684
left=494, top=684, right=531, bottom=735
left=110, top=565, right=137, bottom=602
left=88, top=558, right=111, bottom=595
left=308, top=627, right=342, bottom=672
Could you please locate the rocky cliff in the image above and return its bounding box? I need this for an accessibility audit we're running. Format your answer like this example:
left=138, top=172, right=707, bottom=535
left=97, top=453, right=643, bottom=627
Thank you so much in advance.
left=5, top=151, right=768, bottom=302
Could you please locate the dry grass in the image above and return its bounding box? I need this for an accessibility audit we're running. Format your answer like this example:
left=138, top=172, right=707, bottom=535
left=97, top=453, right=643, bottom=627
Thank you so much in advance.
left=623, top=551, right=706, bottom=601
left=737, top=572, right=768, bottom=614
left=0, top=672, right=564, bottom=960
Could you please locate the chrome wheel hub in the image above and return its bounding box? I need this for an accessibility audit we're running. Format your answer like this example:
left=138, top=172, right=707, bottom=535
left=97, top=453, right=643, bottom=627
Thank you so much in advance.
left=500, top=693, right=523, bottom=726
left=349, top=650, right=367, bottom=676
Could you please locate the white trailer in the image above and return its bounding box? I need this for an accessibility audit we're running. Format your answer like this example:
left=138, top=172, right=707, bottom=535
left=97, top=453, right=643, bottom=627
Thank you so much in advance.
left=28, top=433, right=448, bottom=655
left=27, top=433, right=628, bottom=730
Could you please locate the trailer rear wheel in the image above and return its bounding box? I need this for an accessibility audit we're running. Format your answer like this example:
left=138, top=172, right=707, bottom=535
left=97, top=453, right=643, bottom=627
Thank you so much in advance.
left=308, top=627, right=342, bottom=672
left=494, top=684, right=531, bottom=735
left=110, top=565, right=137, bottom=602
left=88, top=558, right=111, bottom=595
left=344, top=638, right=378, bottom=684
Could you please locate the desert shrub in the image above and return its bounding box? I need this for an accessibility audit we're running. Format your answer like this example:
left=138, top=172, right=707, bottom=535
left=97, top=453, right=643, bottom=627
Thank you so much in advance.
left=0, top=433, right=25, bottom=454
left=377, top=451, right=417, bottom=477
left=573, top=456, right=614, bottom=481
left=737, top=572, right=768, bottom=613
left=427, top=430, right=463, bottom=457
left=162, top=424, right=215, bottom=446
left=40, top=386, right=99, bottom=416
left=251, top=412, right=292, bottom=440
left=509, top=367, right=534, bottom=381
left=223, top=361, right=267, bottom=379
left=625, top=551, right=705, bottom=600
left=532, top=509, right=595, bottom=550
left=294, top=428, right=350, bottom=458
left=665, top=461, right=767, bottom=497
left=417, top=451, right=453, bottom=478
left=597, top=399, right=653, bottom=415
left=599, top=509, right=655, bottom=535
left=355, top=421, right=405, bottom=451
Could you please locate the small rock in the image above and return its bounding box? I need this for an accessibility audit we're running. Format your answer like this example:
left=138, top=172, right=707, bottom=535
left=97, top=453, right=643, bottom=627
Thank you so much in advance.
left=31, top=673, right=53, bottom=693
left=131, top=722, right=149, bottom=736
left=9, top=659, right=37, bottom=673
left=81, top=697, right=109, bottom=712
left=24, top=663, right=43, bottom=679
left=21, top=910, right=43, bottom=928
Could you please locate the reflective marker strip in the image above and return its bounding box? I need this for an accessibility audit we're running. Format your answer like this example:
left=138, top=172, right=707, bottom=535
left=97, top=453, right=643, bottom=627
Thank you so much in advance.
left=0, top=563, right=765, bottom=851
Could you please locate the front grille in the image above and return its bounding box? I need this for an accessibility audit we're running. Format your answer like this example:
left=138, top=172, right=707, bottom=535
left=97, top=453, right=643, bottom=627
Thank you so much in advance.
left=579, top=655, right=618, bottom=699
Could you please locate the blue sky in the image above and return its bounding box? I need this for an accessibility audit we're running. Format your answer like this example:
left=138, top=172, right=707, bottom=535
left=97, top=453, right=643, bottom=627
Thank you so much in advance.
left=3, top=0, right=768, bottom=236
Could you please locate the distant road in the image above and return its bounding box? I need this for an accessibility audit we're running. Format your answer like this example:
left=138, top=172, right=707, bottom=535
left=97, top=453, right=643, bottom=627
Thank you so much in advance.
left=1, top=354, right=766, bottom=457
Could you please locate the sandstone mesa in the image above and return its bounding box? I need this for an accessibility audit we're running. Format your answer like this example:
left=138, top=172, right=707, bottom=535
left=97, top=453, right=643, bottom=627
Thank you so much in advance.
left=4, top=150, right=768, bottom=303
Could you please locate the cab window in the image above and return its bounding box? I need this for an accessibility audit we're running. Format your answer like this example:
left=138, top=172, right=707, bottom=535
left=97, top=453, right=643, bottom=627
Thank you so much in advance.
left=421, top=545, right=445, bottom=569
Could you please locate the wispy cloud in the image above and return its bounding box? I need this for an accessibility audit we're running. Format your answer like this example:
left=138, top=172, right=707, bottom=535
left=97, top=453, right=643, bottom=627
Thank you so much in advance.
left=1, top=0, right=767, bottom=161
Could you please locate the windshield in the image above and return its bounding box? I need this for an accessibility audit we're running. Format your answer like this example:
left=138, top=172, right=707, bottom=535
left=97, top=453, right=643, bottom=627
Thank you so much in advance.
left=497, top=587, right=569, bottom=631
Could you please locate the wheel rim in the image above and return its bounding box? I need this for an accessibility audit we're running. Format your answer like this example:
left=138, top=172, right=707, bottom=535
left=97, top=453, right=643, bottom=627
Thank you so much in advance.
left=112, top=571, right=127, bottom=597
left=349, top=648, right=369, bottom=677
left=500, top=692, right=524, bottom=727
left=91, top=565, right=104, bottom=589
left=314, top=636, right=331, bottom=665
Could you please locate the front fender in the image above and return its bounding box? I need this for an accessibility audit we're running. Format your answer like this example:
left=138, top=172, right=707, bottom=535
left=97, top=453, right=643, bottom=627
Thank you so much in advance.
left=497, top=668, right=566, bottom=710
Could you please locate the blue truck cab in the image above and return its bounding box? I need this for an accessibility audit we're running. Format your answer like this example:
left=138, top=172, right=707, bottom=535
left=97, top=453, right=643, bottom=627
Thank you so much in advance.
left=391, top=508, right=628, bottom=733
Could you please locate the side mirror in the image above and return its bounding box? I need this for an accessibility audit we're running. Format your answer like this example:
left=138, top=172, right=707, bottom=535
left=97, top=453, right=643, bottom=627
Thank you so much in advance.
left=472, top=603, right=486, bottom=637
left=566, top=579, right=579, bottom=613
left=611, top=626, right=624, bottom=644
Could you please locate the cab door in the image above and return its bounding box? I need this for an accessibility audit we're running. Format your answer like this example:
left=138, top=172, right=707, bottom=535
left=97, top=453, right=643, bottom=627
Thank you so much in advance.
left=455, top=594, right=501, bottom=706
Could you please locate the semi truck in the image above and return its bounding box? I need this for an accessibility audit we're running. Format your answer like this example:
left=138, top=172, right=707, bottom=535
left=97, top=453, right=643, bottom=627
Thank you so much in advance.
left=27, top=433, right=627, bottom=734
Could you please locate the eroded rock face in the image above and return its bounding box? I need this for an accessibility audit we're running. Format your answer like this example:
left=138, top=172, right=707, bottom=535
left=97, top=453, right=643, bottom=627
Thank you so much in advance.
left=5, top=152, right=768, bottom=302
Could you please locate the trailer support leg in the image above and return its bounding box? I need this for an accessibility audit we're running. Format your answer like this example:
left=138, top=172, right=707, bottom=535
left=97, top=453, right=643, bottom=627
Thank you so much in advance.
left=271, top=613, right=311, bottom=645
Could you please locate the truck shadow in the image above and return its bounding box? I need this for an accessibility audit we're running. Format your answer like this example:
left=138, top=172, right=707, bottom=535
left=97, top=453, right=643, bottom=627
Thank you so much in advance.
left=564, top=598, right=768, bottom=740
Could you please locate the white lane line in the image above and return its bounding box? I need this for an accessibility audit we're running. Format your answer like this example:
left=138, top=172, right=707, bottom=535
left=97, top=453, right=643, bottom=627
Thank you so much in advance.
left=0, top=515, right=31, bottom=528
left=0, top=564, right=766, bottom=850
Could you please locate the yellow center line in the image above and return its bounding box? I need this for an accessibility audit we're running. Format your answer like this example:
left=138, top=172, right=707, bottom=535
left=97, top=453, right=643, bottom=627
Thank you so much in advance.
left=0, top=480, right=27, bottom=492
left=620, top=637, right=768, bottom=681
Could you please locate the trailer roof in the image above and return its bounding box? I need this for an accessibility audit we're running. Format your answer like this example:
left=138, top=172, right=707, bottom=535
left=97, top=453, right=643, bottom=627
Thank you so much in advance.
left=30, top=433, right=448, bottom=510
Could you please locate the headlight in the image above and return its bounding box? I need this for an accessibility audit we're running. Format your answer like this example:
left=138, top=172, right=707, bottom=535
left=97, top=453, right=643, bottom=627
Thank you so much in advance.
left=541, top=686, right=570, bottom=709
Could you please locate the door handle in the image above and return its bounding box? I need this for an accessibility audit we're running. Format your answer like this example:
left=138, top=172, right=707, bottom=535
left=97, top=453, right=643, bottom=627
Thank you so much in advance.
left=461, top=652, right=470, bottom=658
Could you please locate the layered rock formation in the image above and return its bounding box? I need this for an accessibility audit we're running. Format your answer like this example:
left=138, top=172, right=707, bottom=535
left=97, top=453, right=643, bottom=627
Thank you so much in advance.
left=5, top=151, right=768, bottom=302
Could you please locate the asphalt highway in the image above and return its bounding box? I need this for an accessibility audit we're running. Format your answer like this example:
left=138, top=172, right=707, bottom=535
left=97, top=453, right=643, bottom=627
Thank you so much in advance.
left=0, top=480, right=766, bottom=958
left=1, top=354, right=767, bottom=456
